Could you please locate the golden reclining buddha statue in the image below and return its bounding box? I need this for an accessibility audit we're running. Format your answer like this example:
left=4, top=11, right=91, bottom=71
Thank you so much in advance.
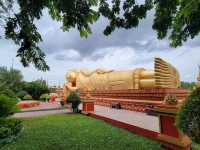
left=65, top=58, right=180, bottom=92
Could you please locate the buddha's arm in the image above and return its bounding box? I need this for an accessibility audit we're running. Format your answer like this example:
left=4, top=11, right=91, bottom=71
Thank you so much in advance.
left=65, top=83, right=78, bottom=91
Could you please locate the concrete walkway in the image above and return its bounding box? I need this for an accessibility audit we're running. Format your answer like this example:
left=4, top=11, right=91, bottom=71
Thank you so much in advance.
left=13, top=102, right=70, bottom=118
left=14, top=103, right=160, bottom=133
left=92, top=105, right=160, bottom=133
left=13, top=109, right=70, bottom=118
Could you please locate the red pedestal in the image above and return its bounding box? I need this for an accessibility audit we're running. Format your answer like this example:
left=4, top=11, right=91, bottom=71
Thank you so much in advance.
left=82, top=100, right=94, bottom=112
left=152, top=107, right=192, bottom=150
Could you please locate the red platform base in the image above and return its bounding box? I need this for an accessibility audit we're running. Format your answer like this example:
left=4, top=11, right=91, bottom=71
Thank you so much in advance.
left=147, top=106, right=192, bottom=150
left=88, top=112, right=191, bottom=150
left=80, top=88, right=189, bottom=113
left=161, top=142, right=191, bottom=150
left=82, top=100, right=94, bottom=112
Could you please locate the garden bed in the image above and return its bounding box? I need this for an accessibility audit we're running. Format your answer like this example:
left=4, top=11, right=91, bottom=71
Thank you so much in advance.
left=17, top=101, right=40, bottom=109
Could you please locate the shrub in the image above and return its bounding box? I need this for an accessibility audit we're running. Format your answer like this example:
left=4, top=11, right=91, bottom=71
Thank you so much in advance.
left=0, top=89, right=16, bottom=98
left=0, top=67, right=23, bottom=93
left=176, top=87, right=200, bottom=143
left=23, top=94, right=32, bottom=100
left=0, top=118, right=22, bottom=144
left=22, top=80, right=49, bottom=100
left=16, top=90, right=28, bottom=100
left=0, top=95, right=18, bottom=117
left=67, top=92, right=81, bottom=113
left=0, top=118, right=22, bottom=136
left=0, top=127, right=11, bottom=139
left=40, top=93, right=49, bottom=101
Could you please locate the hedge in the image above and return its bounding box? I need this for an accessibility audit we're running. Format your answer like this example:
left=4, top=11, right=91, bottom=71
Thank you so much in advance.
left=176, top=87, right=200, bottom=143
left=0, top=118, right=23, bottom=148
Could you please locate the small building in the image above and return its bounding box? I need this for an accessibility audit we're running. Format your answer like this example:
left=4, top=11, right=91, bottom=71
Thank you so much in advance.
left=49, top=86, right=64, bottom=98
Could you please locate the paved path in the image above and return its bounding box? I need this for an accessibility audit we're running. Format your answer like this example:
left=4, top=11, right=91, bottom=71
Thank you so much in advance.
left=93, top=105, right=160, bottom=133
left=13, top=109, right=70, bottom=118
left=13, top=102, right=70, bottom=118
left=14, top=103, right=160, bottom=133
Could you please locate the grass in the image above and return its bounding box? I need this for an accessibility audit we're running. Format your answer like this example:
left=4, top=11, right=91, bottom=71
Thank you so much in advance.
left=193, top=143, right=200, bottom=150
left=1, top=114, right=164, bottom=150
left=1, top=114, right=200, bottom=150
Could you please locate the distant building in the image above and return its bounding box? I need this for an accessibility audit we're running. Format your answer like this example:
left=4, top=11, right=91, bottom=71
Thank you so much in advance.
left=49, top=86, right=64, bottom=98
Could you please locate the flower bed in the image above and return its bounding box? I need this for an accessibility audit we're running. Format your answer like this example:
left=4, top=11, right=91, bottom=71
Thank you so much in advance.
left=17, top=101, right=40, bottom=109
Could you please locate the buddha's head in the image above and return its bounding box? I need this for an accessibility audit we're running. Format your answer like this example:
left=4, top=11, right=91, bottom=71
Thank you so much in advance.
left=66, top=70, right=78, bottom=85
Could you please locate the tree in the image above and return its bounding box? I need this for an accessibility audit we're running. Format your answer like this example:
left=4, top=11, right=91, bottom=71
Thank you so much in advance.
left=40, top=93, right=49, bottom=101
left=181, top=81, right=196, bottom=91
left=16, top=90, right=28, bottom=99
left=0, top=95, right=18, bottom=117
left=22, top=80, right=49, bottom=100
left=1, top=0, right=200, bottom=71
left=0, top=67, right=23, bottom=92
left=0, top=0, right=13, bottom=28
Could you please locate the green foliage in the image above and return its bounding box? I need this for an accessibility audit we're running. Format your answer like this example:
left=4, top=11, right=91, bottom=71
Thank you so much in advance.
left=0, top=67, right=23, bottom=92
left=67, top=92, right=81, bottom=113
left=99, top=0, right=153, bottom=35
left=153, top=0, right=179, bottom=39
left=0, top=95, right=18, bottom=117
left=181, top=81, right=196, bottom=91
left=16, top=90, right=28, bottom=100
left=176, top=87, right=200, bottom=144
left=0, top=88, right=16, bottom=98
left=23, top=94, right=32, bottom=100
left=39, top=93, right=49, bottom=101
left=0, top=118, right=22, bottom=146
left=0, top=118, right=22, bottom=138
left=3, top=0, right=99, bottom=71
left=0, top=0, right=13, bottom=29
left=22, top=80, right=49, bottom=100
left=0, top=127, right=11, bottom=139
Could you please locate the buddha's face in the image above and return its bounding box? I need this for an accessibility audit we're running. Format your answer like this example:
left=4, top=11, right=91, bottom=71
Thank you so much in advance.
left=66, top=71, right=77, bottom=83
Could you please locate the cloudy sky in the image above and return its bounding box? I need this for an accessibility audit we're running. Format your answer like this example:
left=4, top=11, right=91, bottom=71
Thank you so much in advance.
left=0, top=9, right=200, bottom=86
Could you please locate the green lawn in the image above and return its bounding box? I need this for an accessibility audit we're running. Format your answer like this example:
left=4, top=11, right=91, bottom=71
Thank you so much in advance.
left=1, top=114, right=199, bottom=150
left=1, top=114, right=163, bottom=150
left=193, top=144, right=200, bottom=150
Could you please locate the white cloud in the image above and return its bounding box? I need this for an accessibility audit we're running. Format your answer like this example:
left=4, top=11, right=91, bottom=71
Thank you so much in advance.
left=28, top=46, right=199, bottom=86
left=0, top=41, right=199, bottom=86
left=54, top=49, right=81, bottom=61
